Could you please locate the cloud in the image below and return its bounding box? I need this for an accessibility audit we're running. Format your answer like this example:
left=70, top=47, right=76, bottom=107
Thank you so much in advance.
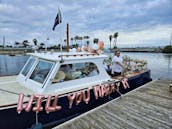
left=89, top=24, right=172, bottom=47
left=0, top=0, right=171, bottom=47
left=145, top=0, right=169, bottom=9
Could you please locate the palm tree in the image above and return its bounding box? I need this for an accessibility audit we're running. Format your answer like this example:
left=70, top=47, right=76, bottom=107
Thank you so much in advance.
left=64, top=39, right=67, bottom=48
left=93, top=38, right=99, bottom=44
left=83, top=36, right=89, bottom=46
left=40, top=43, right=44, bottom=46
left=74, top=35, right=79, bottom=46
left=33, top=39, right=38, bottom=46
left=83, top=36, right=89, bottom=39
left=22, top=40, right=29, bottom=47
left=113, top=32, right=118, bottom=48
left=58, top=44, right=61, bottom=49
left=39, top=42, right=45, bottom=49
left=15, top=41, right=20, bottom=47
left=71, top=38, right=73, bottom=46
left=86, top=41, right=90, bottom=46
left=79, top=36, right=83, bottom=46
left=109, top=35, right=112, bottom=50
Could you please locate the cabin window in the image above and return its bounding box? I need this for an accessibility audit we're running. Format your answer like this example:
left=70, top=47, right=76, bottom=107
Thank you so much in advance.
left=52, top=62, right=99, bottom=83
left=30, top=60, right=53, bottom=84
left=21, top=58, right=35, bottom=76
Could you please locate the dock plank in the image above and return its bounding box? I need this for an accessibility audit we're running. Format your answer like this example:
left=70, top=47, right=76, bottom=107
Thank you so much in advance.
left=53, top=80, right=172, bottom=129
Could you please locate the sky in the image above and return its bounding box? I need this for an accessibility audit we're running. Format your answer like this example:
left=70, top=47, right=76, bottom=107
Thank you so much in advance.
left=0, top=0, right=172, bottom=48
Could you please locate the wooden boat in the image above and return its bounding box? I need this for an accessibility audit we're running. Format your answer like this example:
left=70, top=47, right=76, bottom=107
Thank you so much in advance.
left=0, top=51, right=152, bottom=129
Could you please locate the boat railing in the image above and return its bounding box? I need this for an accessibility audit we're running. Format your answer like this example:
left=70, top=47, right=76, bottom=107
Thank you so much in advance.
left=58, top=53, right=100, bottom=58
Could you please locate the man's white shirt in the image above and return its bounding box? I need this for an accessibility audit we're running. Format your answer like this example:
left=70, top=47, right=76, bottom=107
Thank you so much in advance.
left=112, top=56, right=123, bottom=73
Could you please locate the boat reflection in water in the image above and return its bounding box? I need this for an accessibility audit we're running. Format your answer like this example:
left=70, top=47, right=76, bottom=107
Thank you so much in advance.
left=0, top=51, right=152, bottom=129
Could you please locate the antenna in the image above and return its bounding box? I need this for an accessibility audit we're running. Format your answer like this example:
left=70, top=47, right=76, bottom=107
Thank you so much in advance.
left=59, top=7, right=63, bottom=52
left=170, top=33, right=172, bottom=46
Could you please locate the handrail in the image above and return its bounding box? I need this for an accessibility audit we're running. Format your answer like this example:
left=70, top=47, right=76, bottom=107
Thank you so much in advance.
left=58, top=53, right=100, bottom=58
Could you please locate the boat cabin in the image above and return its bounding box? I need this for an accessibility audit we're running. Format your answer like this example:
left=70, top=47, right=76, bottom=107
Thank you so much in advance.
left=17, top=52, right=111, bottom=95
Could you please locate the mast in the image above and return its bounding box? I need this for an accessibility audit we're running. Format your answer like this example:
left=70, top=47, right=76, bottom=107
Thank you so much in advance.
left=66, top=23, right=69, bottom=52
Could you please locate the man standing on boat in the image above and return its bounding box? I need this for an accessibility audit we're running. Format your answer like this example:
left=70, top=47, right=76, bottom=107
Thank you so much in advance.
left=112, top=50, right=124, bottom=76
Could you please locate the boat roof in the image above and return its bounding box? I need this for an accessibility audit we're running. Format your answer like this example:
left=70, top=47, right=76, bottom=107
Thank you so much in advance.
left=27, top=52, right=108, bottom=61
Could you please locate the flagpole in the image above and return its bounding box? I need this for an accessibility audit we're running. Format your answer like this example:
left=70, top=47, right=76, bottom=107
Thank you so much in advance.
left=59, top=7, right=63, bottom=52
left=66, top=23, right=69, bottom=52
left=52, top=6, right=62, bottom=52
left=59, top=7, right=63, bottom=63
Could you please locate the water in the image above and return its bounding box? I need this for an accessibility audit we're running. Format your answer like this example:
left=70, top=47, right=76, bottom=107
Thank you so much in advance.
left=0, top=55, right=29, bottom=76
left=0, top=53, right=171, bottom=80
left=121, top=52, right=172, bottom=80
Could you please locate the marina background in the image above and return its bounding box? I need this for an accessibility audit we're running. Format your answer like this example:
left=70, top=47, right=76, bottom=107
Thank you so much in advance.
left=0, top=52, right=171, bottom=80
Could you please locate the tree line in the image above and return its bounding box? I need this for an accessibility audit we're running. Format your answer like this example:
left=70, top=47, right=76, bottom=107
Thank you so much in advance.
left=2, top=32, right=119, bottom=50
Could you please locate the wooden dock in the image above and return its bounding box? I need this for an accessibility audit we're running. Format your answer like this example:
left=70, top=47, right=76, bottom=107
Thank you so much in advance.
left=53, top=80, right=172, bottom=129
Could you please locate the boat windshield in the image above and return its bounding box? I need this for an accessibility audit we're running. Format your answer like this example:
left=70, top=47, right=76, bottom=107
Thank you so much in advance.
left=30, top=60, right=54, bottom=84
left=21, top=58, right=35, bottom=76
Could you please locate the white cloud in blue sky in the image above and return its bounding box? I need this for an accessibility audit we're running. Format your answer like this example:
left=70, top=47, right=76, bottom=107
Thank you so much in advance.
left=0, top=0, right=172, bottom=47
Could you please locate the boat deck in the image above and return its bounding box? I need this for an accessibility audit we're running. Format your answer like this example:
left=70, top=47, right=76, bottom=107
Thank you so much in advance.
left=53, top=80, right=172, bottom=129
left=0, top=76, right=34, bottom=108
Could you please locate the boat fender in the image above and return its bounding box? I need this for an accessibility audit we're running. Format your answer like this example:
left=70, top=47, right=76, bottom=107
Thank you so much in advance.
left=82, top=90, right=90, bottom=104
